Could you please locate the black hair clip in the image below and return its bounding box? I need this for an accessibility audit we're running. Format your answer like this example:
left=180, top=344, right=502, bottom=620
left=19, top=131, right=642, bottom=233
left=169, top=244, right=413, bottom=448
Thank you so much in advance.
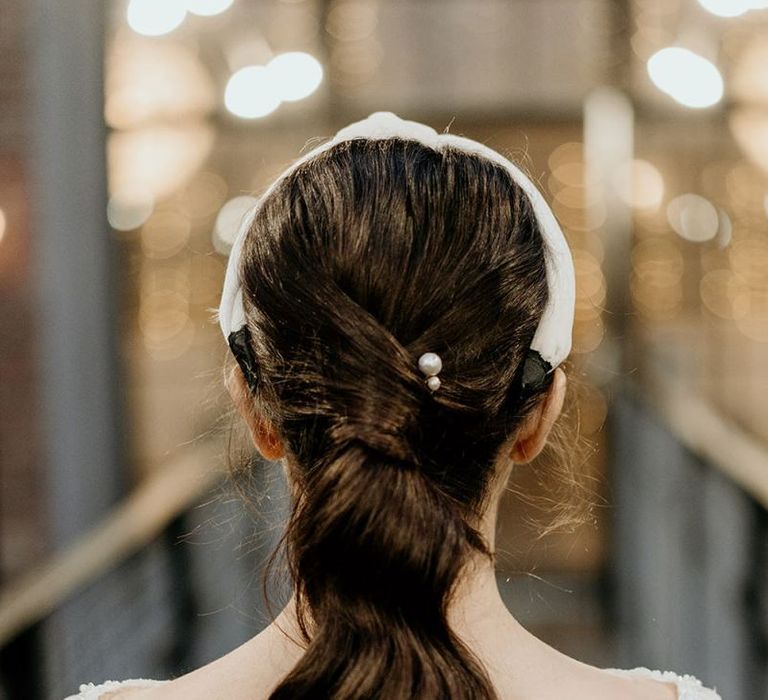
left=519, top=349, right=554, bottom=396
left=228, top=326, right=260, bottom=393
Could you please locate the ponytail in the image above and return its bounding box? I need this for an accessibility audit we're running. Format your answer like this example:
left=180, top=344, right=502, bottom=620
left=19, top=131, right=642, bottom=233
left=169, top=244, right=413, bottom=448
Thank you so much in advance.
left=269, top=444, right=498, bottom=700
left=231, top=138, right=556, bottom=700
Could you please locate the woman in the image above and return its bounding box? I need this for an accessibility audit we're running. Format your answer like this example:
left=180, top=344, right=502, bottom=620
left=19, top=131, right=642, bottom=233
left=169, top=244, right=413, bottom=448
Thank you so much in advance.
left=67, top=113, right=721, bottom=699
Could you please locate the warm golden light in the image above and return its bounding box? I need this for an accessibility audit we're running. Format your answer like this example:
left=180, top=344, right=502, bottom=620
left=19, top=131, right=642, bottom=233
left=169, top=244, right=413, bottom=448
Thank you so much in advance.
left=547, top=142, right=584, bottom=172
left=630, top=237, right=684, bottom=321
left=700, top=270, right=749, bottom=320
left=107, top=186, right=154, bottom=231
left=141, top=211, right=192, bottom=259
left=213, top=196, right=259, bottom=254
left=729, top=237, right=768, bottom=285
left=177, top=171, right=228, bottom=220
left=572, top=316, right=605, bottom=354
left=666, top=194, right=719, bottom=242
left=577, top=383, right=608, bottom=436
left=573, top=249, right=607, bottom=321
left=140, top=293, right=195, bottom=360
left=329, top=40, right=383, bottom=92
left=326, top=0, right=379, bottom=41
left=108, top=124, right=215, bottom=202
left=731, top=37, right=768, bottom=106
left=612, top=159, right=665, bottom=210
left=105, top=37, right=215, bottom=130
left=729, top=108, right=768, bottom=176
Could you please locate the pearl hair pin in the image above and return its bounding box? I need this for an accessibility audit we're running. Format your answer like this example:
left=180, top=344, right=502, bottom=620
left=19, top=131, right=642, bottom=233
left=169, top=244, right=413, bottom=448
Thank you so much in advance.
left=418, top=352, right=443, bottom=392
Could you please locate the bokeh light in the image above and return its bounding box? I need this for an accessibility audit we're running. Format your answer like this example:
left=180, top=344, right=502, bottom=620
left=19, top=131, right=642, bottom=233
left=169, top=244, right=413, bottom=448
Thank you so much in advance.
left=140, top=211, right=192, bottom=259
left=224, top=66, right=281, bottom=118
left=729, top=108, right=768, bottom=175
left=0, top=207, right=6, bottom=246
left=108, top=124, right=215, bottom=201
left=729, top=237, right=768, bottom=286
left=105, top=38, right=215, bottom=130
left=700, top=269, right=749, bottom=320
left=126, top=0, right=187, bottom=37
left=715, top=209, right=733, bottom=248
left=573, top=249, right=607, bottom=322
left=326, top=0, right=379, bottom=42
left=548, top=142, right=584, bottom=172
left=189, top=254, right=226, bottom=306
left=731, top=36, right=768, bottom=106
left=612, top=159, right=665, bottom=210
left=267, top=52, right=324, bottom=102
left=697, top=0, right=749, bottom=17
left=176, top=171, right=228, bottom=220
left=185, top=0, right=235, bottom=17
left=213, top=196, right=259, bottom=253
left=666, top=194, right=720, bottom=242
left=107, top=186, right=155, bottom=231
left=647, top=47, right=724, bottom=108
left=572, top=316, right=605, bottom=354
left=630, top=237, right=684, bottom=320
left=577, top=383, right=608, bottom=436
left=140, top=288, right=194, bottom=360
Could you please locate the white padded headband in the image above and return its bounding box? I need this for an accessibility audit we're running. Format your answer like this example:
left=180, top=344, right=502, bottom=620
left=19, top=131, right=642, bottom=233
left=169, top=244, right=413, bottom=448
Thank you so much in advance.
left=218, top=111, right=575, bottom=372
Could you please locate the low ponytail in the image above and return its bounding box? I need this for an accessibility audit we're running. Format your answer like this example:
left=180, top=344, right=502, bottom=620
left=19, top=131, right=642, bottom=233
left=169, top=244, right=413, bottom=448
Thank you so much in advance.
left=233, top=138, right=556, bottom=700
left=269, top=444, right=497, bottom=700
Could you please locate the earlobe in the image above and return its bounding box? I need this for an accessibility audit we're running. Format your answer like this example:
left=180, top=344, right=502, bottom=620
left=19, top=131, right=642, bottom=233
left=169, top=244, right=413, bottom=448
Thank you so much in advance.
left=226, top=365, right=285, bottom=461
left=255, top=418, right=285, bottom=461
left=510, top=367, right=567, bottom=464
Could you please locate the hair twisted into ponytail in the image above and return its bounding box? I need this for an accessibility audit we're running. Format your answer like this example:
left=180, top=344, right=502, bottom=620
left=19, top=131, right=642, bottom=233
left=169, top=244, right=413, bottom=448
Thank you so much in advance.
left=235, top=138, right=553, bottom=700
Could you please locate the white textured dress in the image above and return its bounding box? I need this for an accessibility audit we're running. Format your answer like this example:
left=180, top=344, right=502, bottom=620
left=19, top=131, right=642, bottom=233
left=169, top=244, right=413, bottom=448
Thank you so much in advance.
left=65, top=666, right=723, bottom=699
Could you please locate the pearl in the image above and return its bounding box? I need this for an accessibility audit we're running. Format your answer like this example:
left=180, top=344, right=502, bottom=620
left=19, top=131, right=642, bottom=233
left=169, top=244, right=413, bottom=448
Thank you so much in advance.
left=427, top=375, right=441, bottom=391
left=418, top=352, right=442, bottom=377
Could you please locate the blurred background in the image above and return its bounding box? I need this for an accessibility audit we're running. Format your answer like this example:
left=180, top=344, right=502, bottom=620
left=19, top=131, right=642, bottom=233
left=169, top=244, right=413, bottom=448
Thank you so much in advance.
left=0, top=0, right=767, bottom=698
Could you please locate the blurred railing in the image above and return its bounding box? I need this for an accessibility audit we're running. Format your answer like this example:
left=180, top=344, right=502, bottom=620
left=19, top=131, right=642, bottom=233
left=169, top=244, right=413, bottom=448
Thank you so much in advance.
left=612, top=379, right=768, bottom=700
left=0, top=440, right=225, bottom=649
left=640, top=378, right=768, bottom=511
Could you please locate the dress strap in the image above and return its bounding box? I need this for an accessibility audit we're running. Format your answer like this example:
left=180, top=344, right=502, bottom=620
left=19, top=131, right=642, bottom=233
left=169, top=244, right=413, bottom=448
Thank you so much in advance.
left=602, top=666, right=723, bottom=700
left=64, top=678, right=170, bottom=700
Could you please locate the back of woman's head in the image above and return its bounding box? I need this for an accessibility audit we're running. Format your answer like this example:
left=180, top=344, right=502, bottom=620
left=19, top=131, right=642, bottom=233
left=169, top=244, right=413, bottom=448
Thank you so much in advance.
left=235, top=137, right=554, bottom=700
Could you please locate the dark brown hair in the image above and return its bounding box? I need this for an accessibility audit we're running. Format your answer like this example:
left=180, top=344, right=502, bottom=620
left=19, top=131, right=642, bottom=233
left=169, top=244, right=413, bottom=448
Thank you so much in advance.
left=234, top=137, right=559, bottom=699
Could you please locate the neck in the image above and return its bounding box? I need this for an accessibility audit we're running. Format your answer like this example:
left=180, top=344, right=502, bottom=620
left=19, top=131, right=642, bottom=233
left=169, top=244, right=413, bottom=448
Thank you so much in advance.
left=445, top=475, right=532, bottom=648
left=265, top=479, right=532, bottom=653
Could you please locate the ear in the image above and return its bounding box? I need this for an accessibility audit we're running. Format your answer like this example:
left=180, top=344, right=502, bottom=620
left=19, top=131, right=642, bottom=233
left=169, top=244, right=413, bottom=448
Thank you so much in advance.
left=510, top=367, right=567, bottom=464
left=225, top=365, right=285, bottom=461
